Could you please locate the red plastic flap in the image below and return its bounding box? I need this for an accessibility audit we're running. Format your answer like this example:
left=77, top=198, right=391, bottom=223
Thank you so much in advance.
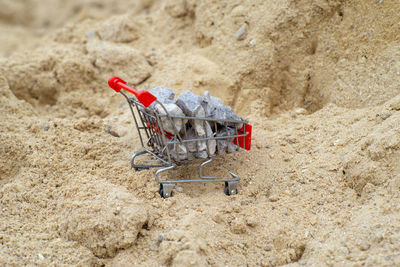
left=233, top=123, right=252, bottom=150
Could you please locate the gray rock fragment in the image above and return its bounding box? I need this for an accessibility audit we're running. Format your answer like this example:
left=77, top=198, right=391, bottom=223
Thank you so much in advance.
left=86, top=31, right=96, bottom=39
left=155, top=103, right=186, bottom=133
left=183, top=127, right=216, bottom=157
left=196, top=151, right=209, bottom=159
left=176, top=91, right=215, bottom=141
left=176, top=91, right=204, bottom=116
left=148, top=86, right=175, bottom=107
left=216, top=127, right=239, bottom=155
left=227, top=140, right=239, bottom=152
left=235, top=24, right=247, bottom=40
left=168, top=143, right=188, bottom=161
left=192, top=106, right=207, bottom=136
left=204, top=121, right=216, bottom=155
left=202, top=91, right=222, bottom=117
left=202, top=91, right=243, bottom=128
left=185, top=128, right=206, bottom=152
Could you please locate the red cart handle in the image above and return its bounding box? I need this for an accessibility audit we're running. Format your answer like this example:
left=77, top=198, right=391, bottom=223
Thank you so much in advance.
left=108, top=76, right=157, bottom=107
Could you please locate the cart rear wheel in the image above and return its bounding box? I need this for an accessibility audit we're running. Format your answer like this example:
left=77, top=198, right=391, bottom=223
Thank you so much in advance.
left=159, top=184, right=173, bottom=198
left=135, top=167, right=149, bottom=171
left=224, top=182, right=238, bottom=196
left=224, top=184, right=230, bottom=195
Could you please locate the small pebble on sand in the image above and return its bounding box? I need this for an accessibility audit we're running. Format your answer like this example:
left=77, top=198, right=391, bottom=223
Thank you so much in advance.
left=235, top=24, right=248, bottom=40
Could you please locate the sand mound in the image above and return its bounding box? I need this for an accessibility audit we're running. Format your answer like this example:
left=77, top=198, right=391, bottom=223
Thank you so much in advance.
left=59, top=187, right=149, bottom=258
left=1, top=0, right=400, bottom=266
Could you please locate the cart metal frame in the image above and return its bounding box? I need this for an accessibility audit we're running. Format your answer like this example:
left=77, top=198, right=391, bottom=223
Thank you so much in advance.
left=110, top=76, right=251, bottom=198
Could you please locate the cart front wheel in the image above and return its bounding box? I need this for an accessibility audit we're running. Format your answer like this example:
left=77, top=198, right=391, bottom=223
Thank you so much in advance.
left=224, top=182, right=238, bottom=196
left=159, top=184, right=174, bottom=198
left=135, top=167, right=149, bottom=171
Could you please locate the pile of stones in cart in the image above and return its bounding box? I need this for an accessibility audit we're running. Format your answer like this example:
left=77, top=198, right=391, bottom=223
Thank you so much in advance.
left=147, top=86, right=245, bottom=161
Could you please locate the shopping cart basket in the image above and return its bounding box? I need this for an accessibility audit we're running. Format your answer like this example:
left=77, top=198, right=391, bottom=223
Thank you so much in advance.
left=108, top=76, right=252, bottom=198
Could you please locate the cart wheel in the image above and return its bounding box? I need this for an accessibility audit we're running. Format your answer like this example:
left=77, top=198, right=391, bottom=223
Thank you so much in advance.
left=135, top=167, right=149, bottom=171
left=159, top=184, right=173, bottom=198
left=224, top=182, right=238, bottom=196
left=224, top=184, right=230, bottom=196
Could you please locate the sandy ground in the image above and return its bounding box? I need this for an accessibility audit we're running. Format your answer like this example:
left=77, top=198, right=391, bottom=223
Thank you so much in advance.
left=1, top=0, right=400, bottom=266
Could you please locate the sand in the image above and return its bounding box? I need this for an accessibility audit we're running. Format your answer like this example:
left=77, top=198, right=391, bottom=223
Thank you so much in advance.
left=1, top=0, right=399, bottom=266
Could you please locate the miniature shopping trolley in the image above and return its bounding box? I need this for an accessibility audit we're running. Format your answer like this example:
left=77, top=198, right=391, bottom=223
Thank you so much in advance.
left=108, top=76, right=252, bottom=198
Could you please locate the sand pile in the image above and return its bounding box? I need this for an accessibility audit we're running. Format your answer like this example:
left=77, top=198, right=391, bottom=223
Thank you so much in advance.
left=0, top=0, right=399, bottom=266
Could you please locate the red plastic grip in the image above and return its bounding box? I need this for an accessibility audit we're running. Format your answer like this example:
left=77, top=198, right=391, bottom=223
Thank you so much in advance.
left=108, top=76, right=126, bottom=92
left=108, top=76, right=156, bottom=107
